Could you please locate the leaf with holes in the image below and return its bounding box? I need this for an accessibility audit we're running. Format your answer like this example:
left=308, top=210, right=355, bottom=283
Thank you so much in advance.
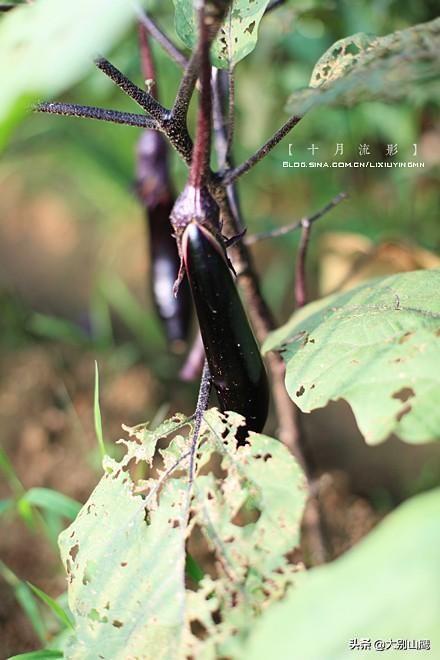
left=244, top=487, right=440, bottom=659
left=172, top=0, right=271, bottom=68
left=59, top=409, right=306, bottom=658
left=263, top=269, right=440, bottom=445
left=287, top=18, right=440, bottom=115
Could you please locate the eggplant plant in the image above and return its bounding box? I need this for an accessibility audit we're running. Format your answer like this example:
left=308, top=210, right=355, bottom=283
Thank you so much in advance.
left=4, top=0, right=436, bottom=657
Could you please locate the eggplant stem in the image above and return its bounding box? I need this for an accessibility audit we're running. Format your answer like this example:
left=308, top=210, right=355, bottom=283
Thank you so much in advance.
left=95, top=56, right=167, bottom=123
left=34, top=102, right=159, bottom=130
left=245, top=192, right=348, bottom=244
left=134, top=4, right=189, bottom=70
left=187, top=360, right=212, bottom=497
left=222, top=113, right=302, bottom=184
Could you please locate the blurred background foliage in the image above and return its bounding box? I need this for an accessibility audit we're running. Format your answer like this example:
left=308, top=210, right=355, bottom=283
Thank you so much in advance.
left=0, top=0, right=439, bottom=656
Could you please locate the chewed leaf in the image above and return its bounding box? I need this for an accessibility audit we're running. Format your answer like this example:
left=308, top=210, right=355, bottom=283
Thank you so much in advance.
left=287, top=18, right=440, bottom=115
left=245, top=487, right=440, bottom=659
left=59, top=409, right=307, bottom=658
left=173, top=0, right=271, bottom=68
left=263, top=270, right=440, bottom=445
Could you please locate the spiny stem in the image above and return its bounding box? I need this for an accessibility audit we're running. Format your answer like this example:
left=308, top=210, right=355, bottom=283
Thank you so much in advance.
left=246, top=192, right=348, bottom=244
left=95, top=56, right=167, bottom=123
left=34, top=102, right=159, bottom=130
left=187, top=360, right=212, bottom=498
left=171, top=51, right=200, bottom=124
left=223, top=113, right=302, bottom=183
left=189, top=5, right=215, bottom=188
left=134, top=4, right=189, bottom=69
left=226, top=70, right=235, bottom=160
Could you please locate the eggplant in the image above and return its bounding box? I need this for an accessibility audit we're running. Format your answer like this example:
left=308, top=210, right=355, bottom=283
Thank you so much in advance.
left=182, top=222, right=269, bottom=433
left=136, top=131, right=192, bottom=350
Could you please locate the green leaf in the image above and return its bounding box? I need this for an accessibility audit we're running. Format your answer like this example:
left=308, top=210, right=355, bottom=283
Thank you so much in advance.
left=0, top=561, right=47, bottom=644
left=0, top=0, right=133, bottom=148
left=27, top=583, right=74, bottom=631
left=94, top=361, right=105, bottom=460
left=263, top=269, right=440, bottom=445
left=244, top=487, right=440, bottom=660
left=59, top=409, right=306, bottom=658
left=173, top=0, right=271, bottom=69
left=28, top=314, right=87, bottom=345
left=287, top=18, right=440, bottom=115
left=20, top=488, right=81, bottom=521
left=8, top=651, right=63, bottom=660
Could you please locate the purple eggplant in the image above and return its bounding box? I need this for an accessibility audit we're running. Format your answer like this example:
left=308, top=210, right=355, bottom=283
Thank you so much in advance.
left=182, top=222, right=269, bottom=433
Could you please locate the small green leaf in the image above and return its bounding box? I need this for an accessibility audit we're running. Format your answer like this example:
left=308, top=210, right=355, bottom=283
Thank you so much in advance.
left=28, top=583, right=74, bottom=631
left=173, top=0, right=271, bottom=68
left=94, top=361, right=105, bottom=461
left=20, top=488, right=81, bottom=521
left=8, top=651, right=63, bottom=660
left=287, top=18, right=440, bottom=115
left=264, top=269, right=440, bottom=445
left=245, top=488, right=440, bottom=659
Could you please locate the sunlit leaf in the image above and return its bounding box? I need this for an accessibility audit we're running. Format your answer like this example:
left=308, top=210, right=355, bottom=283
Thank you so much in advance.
left=59, top=409, right=306, bottom=658
left=173, top=0, right=271, bottom=68
left=0, top=0, right=134, bottom=147
left=245, top=488, right=440, bottom=659
left=287, top=18, right=440, bottom=115
left=264, top=269, right=440, bottom=445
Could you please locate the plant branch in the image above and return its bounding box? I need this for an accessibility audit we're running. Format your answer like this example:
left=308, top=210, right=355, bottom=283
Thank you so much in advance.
left=34, top=102, right=159, bottom=130
left=295, top=219, right=311, bottom=308
left=139, top=21, right=158, bottom=97
left=171, top=51, right=200, bottom=125
left=95, top=56, right=167, bottom=123
left=187, top=360, right=212, bottom=504
left=134, top=4, right=189, bottom=69
left=222, top=113, right=302, bottom=184
left=246, top=192, right=348, bottom=244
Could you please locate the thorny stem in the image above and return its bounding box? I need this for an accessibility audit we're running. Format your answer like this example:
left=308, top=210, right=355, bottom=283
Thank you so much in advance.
left=222, top=113, right=302, bottom=183
left=187, top=360, right=212, bottom=499
left=189, top=5, right=216, bottom=188
left=34, top=102, right=159, bottom=130
left=171, top=52, right=200, bottom=126
left=246, top=192, right=348, bottom=244
left=134, top=4, right=189, bottom=69
left=95, top=56, right=167, bottom=123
